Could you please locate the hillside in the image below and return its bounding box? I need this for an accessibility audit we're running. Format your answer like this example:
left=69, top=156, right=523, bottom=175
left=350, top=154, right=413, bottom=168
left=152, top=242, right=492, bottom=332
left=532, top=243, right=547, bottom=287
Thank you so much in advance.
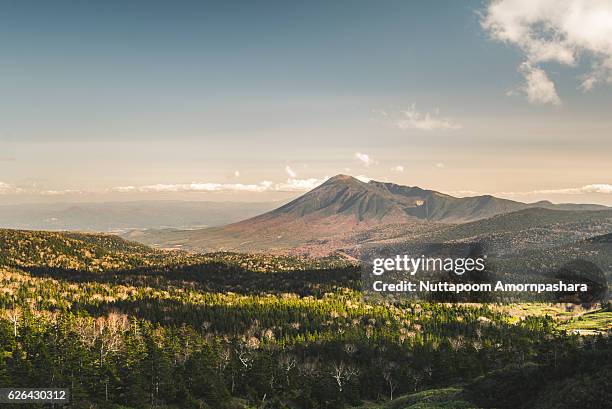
left=0, top=228, right=157, bottom=272
left=1, top=227, right=610, bottom=409
left=124, top=175, right=609, bottom=254
left=355, top=208, right=612, bottom=281
left=394, top=207, right=612, bottom=254
left=0, top=228, right=352, bottom=276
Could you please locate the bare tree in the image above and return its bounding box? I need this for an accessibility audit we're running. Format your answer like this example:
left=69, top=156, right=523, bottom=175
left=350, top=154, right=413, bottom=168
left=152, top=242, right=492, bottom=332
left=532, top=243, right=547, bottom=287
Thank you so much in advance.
left=235, top=344, right=253, bottom=370
left=278, top=353, right=297, bottom=385
left=382, top=362, right=398, bottom=400
left=97, top=313, right=129, bottom=364
left=408, top=368, right=425, bottom=392
left=78, top=313, right=129, bottom=402
left=218, top=345, right=231, bottom=373
left=7, top=307, right=22, bottom=337
left=331, top=361, right=359, bottom=392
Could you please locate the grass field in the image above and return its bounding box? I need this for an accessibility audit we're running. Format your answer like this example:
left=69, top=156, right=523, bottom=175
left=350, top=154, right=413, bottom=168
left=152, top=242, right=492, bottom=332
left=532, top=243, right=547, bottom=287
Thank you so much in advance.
left=493, top=303, right=611, bottom=334
left=561, top=308, right=612, bottom=333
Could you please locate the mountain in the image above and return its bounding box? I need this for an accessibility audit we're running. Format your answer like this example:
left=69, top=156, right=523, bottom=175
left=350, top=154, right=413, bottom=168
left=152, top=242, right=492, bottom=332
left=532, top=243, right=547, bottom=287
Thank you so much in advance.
left=123, top=175, right=609, bottom=254
left=0, top=200, right=279, bottom=232
left=251, top=175, right=606, bottom=223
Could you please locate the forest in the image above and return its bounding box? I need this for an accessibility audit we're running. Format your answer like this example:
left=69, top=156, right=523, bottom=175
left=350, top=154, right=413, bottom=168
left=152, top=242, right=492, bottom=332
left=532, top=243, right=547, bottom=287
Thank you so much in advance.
left=0, top=229, right=610, bottom=408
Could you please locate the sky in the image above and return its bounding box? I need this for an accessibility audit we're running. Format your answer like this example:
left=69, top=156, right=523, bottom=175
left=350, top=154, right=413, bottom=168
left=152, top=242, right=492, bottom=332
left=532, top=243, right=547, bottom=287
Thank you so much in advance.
left=1, top=0, right=612, bottom=205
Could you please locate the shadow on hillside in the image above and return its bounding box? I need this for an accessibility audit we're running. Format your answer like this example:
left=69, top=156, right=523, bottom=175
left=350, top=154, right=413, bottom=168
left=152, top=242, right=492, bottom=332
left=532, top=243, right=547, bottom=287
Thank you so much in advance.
left=21, top=263, right=361, bottom=296
left=80, top=296, right=335, bottom=336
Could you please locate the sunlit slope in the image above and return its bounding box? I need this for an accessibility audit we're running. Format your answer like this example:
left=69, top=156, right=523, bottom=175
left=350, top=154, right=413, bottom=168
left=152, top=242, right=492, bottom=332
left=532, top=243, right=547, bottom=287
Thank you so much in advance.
left=0, top=229, right=157, bottom=271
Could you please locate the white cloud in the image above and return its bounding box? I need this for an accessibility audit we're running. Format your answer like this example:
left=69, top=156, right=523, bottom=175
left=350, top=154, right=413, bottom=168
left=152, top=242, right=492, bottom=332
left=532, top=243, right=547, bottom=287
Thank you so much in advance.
left=112, top=177, right=330, bottom=194
left=285, top=165, right=297, bottom=178
left=278, top=177, right=328, bottom=191
left=0, top=182, right=15, bottom=194
left=1, top=177, right=332, bottom=197
left=112, top=186, right=137, bottom=193
left=114, top=182, right=273, bottom=193
left=447, top=190, right=482, bottom=197
left=39, top=189, right=83, bottom=196
left=481, top=0, right=612, bottom=104
left=582, top=184, right=612, bottom=194
left=498, top=184, right=612, bottom=195
left=519, top=63, right=562, bottom=105
left=580, top=57, right=612, bottom=91
left=396, top=104, right=461, bottom=131
left=391, top=165, right=404, bottom=172
left=0, top=182, right=24, bottom=195
left=355, top=152, right=374, bottom=167
left=355, top=175, right=373, bottom=183
left=0, top=182, right=81, bottom=196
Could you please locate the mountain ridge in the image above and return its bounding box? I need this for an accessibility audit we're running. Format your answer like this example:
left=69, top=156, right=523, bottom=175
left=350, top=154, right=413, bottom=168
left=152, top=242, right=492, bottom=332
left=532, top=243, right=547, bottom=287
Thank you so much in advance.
left=123, top=175, right=609, bottom=254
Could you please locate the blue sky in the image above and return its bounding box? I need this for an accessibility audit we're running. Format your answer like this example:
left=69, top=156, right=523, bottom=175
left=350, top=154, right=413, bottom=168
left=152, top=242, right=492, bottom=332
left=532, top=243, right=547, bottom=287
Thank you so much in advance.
left=1, top=0, right=611, bottom=204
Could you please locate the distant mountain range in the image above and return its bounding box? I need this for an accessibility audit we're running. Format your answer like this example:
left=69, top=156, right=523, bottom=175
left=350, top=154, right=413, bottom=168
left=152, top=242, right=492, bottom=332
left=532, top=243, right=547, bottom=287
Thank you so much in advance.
left=124, top=175, right=610, bottom=254
left=0, top=200, right=279, bottom=232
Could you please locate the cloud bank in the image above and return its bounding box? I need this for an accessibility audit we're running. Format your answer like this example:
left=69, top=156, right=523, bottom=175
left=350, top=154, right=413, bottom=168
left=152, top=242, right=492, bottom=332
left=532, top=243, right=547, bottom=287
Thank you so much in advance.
left=0, top=182, right=20, bottom=194
left=481, top=0, right=612, bottom=104
left=112, top=177, right=329, bottom=194
left=0, top=182, right=84, bottom=196
left=500, top=184, right=612, bottom=195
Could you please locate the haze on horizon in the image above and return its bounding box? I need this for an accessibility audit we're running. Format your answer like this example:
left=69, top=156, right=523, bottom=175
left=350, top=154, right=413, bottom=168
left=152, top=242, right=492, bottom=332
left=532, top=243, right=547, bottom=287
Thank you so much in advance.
left=1, top=0, right=611, bottom=205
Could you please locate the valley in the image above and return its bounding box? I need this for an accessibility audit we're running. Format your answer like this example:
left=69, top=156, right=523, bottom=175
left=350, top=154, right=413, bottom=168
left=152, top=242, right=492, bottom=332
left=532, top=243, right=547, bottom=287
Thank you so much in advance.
left=0, top=229, right=610, bottom=408
left=1, top=176, right=610, bottom=408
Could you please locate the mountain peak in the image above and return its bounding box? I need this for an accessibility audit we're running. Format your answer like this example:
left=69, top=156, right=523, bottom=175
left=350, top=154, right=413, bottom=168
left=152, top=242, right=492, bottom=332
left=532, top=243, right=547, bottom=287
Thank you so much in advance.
left=325, top=174, right=363, bottom=182
left=320, top=174, right=367, bottom=188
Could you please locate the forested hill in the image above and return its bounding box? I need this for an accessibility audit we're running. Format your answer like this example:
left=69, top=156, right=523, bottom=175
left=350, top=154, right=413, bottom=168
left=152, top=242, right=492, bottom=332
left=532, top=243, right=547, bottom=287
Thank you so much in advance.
left=0, top=228, right=354, bottom=273
left=0, top=228, right=358, bottom=295
left=0, top=228, right=610, bottom=409
left=0, top=228, right=157, bottom=271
